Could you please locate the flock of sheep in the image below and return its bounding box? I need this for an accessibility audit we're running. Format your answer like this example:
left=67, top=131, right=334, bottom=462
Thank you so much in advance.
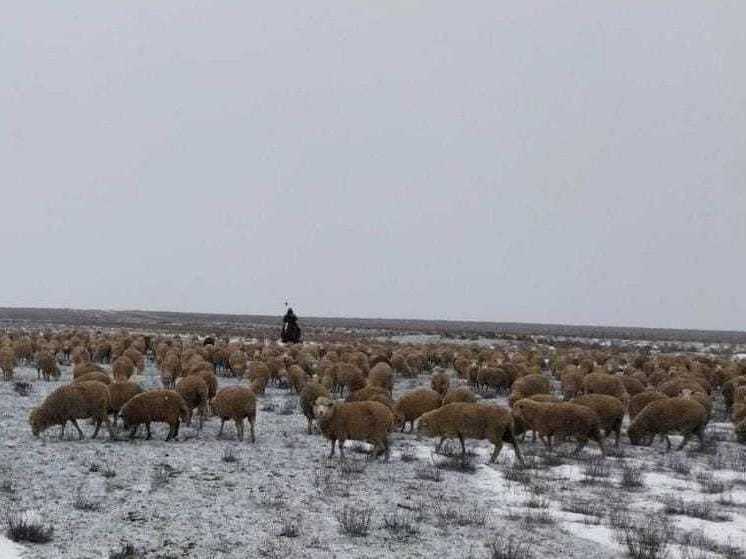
left=2, top=329, right=746, bottom=466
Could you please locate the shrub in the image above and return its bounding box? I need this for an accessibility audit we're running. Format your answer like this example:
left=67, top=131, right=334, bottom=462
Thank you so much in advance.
left=659, top=495, right=730, bottom=522
left=109, top=543, right=144, bottom=559
left=340, top=458, right=367, bottom=477
left=581, top=456, right=611, bottom=484
left=13, top=381, right=31, bottom=397
left=610, top=512, right=674, bottom=559
left=222, top=447, right=239, bottom=463
left=487, top=535, right=534, bottom=559
left=696, top=472, right=730, bottom=494
left=619, top=462, right=645, bottom=489
left=400, top=445, right=418, bottom=463
left=415, top=461, right=443, bottom=483
left=276, top=516, right=302, bottom=538
left=5, top=510, right=54, bottom=544
left=381, top=509, right=421, bottom=539
left=73, top=486, right=102, bottom=512
left=336, top=503, right=373, bottom=537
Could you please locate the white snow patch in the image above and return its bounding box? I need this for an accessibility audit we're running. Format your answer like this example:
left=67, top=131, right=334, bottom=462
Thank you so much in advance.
left=0, top=537, right=24, bottom=559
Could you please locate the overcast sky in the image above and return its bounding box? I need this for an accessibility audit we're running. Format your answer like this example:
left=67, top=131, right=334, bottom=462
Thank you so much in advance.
left=2, top=3, right=744, bottom=330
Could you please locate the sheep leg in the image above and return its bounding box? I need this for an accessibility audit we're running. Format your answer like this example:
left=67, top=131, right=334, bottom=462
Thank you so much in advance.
left=383, top=437, right=390, bottom=462
left=338, top=439, right=346, bottom=461
left=145, top=423, right=152, bottom=440
left=218, top=419, right=225, bottom=438
left=71, top=419, right=85, bottom=440
left=328, top=439, right=337, bottom=458
left=677, top=433, right=691, bottom=451
left=174, top=420, right=181, bottom=439
left=435, top=437, right=446, bottom=452
left=458, top=434, right=467, bottom=464
left=129, top=426, right=137, bottom=440
left=307, top=417, right=312, bottom=435
left=696, top=425, right=705, bottom=450
left=665, top=434, right=672, bottom=452
left=489, top=441, right=503, bottom=463
left=92, top=419, right=101, bottom=439
left=166, top=424, right=174, bottom=441
left=574, top=436, right=588, bottom=455
left=249, top=420, right=255, bottom=443
left=236, top=419, right=243, bottom=441
left=198, top=406, right=205, bottom=431
left=59, top=422, right=66, bottom=439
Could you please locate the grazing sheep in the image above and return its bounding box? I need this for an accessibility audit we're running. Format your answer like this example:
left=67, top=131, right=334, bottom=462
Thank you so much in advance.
left=29, top=381, right=113, bottom=440
left=72, top=362, right=106, bottom=378
left=430, top=370, right=451, bottom=396
left=107, top=381, right=143, bottom=427
left=123, top=348, right=145, bottom=373
left=287, top=364, right=309, bottom=393
left=119, top=390, right=190, bottom=441
left=475, top=366, right=511, bottom=393
left=560, top=368, right=585, bottom=400
left=512, top=399, right=606, bottom=455
left=112, top=356, right=136, bottom=381
left=247, top=361, right=271, bottom=387
left=228, top=350, right=248, bottom=378
left=722, top=376, right=746, bottom=410
left=176, top=375, right=209, bottom=429
left=73, top=371, right=112, bottom=385
left=570, top=394, right=625, bottom=446
left=368, top=362, right=394, bottom=395
left=509, top=374, right=551, bottom=406
left=619, top=376, right=646, bottom=397
left=628, top=397, right=707, bottom=450
left=188, top=369, right=218, bottom=401
left=582, top=372, right=629, bottom=404
left=0, top=346, right=15, bottom=381
left=416, top=403, right=523, bottom=464
left=346, top=385, right=389, bottom=403
left=211, top=386, right=257, bottom=442
left=394, top=388, right=443, bottom=433
left=628, top=391, right=668, bottom=421
left=657, top=378, right=707, bottom=398
left=313, top=397, right=395, bottom=460
left=36, top=351, right=60, bottom=381
left=300, top=380, right=330, bottom=434
left=442, top=386, right=478, bottom=406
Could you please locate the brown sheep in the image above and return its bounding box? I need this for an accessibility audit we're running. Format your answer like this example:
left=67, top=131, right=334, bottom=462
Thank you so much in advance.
left=119, top=390, right=190, bottom=441
left=657, top=378, right=707, bottom=398
left=475, top=366, right=511, bottom=393
left=723, top=376, right=746, bottom=410
left=72, top=362, right=106, bottom=379
left=0, top=346, right=15, bottom=381
left=176, top=375, right=209, bottom=429
left=560, top=368, right=585, bottom=400
left=368, top=362, right=394, bottom=395
left=107, top=381, right=143, bottom=427
left=73, top=371, right=112, bottom=385
left=627, top=398, right=707, bottom=451
left=430, top=370, right=451, bottom=396
left=442, top=386, right=478, bottom=406
left=287, top=364, right=309, bottom=393
left=346, top=385, right=389, bottom=403
left=123, top=348, right=145, bottom=373
left=570, top=394, right=625, bottom=446
left=394, top=388, right=442, bottom=433
left=619, top=376, right=646, bottom=397
left=512, top=399, right=606, bottom=455
left=188, top=369, right=218, bottom=401
left=509, top=374, right=551, bottom=406
left=36, top=351, right=60, bottom=381
left=112, top=356, right=136, bottom=381
left=582, top=372, right=628, bottom=404
left=299, top=380, right=330, bottom=434
left=313, top=397, right=395, bottom=460
left=211, top=386, right=257, bottom=442
left=628, top=391, right=668, bottom=421
left=29, top=381, right=113, bottom=440
left=416, top=403, right=523, bottom=464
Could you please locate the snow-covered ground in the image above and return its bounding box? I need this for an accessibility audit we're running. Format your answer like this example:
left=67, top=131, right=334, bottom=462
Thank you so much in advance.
left=2, top=362, right=746, bottom=558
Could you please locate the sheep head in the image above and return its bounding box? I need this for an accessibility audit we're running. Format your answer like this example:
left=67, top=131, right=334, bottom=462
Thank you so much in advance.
left=313, top=397, right=336, bottom=422
left=28, top=408, right=44, bottom=437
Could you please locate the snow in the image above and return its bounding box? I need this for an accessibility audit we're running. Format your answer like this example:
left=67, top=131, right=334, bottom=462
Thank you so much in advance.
left=0, top=537, right=24, bottom=559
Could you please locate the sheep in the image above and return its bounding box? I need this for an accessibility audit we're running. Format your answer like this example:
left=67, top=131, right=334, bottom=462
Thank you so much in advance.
left=0, top=346, right=14, bottom=381
left=582, top=372, right=629, bottom=404
left=511, top=394, right=561, bottom=441
left=657, top=378, right=707, bottom=398
left=112, top=356, right=136, bottom=381
left=512, top=399, right=606, bottom=455
left=299, top=380, right=331, bottom=434
left=346, top=385, right=389, bottom=403
left=36, top=351, right=60, bottom=381
left=570, top=394, right=625, bottom=446
left=73, top=371, right=112, bottom=385
left=313, top=397, right=394, bottom=460
left=123, top=348, right=145, bottom=373
left=287, top=364, right=309, bottom=393
left=247, top=361, right=271, bottom=389
left=176, top=375, right=209, bottom=429
left=107, top=381, right=143, bottom=427
left=619, top=376, right=646, bottom=397
left=187, top=369, right=218, bottom=401
left=29, top=381, right=113, bottom=440
left=442, top=386, right=478, bottom=406
left=211, top=386, right=257, bottom=442
left=430, top=370, right=451, bottom=396
left=119, top=390, right=190, bottom=441
left=628, top=391, right=668, bottom=421
left=722, top=376, right=746, bottom=410
left=416, top=403, right=523, bottom=464
left=509, top=374, right=551, bottom=406
left=560, top=368, right=585, bottom=400
left=72, top=362, right=105, bottom=378
left=627, top=397, right=707, bottom=451
left=368, top=362, right=394, bottom=395
left=394, top=388, right=442, bottom=433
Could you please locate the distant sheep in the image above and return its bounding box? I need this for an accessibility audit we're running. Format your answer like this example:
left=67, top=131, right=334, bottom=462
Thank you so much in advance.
left=29, top=381, right=113, bottom=440
left=176, top=375, right=209, bottom=429
left=512, top=399, right=605, bottom=455
left=582, top=372, right=628, bottom=404
left=368, top=362, right=395, bottom=395
left=73, top=371, right=112, bottom=385
left=313, top=397, right=394, bottom=460
left=119, top=390, right=190, bottom=441
left=211, top=386, right=257, bottom=442
left=430, top=370, right=451, bottom=396
left=0, top=346, right=15, bottom=381
left=394, top=388, right=442, bottom=433
left=627, top=397, right=707, bottom=451
left=107, top=381, right=143, bottom=427
left=112, top=356, right=136, bottom=381
left=628, top=391, right=668, bottom=421
left=36, top=351, right=60, bottom=381
left=442, top=386, right=478, bottom=406
left=570, top=394, right=624, bottom=446
left=299, top=380, right=331, bottom=434
left=72, top=362, right=106, bottom=379
left=417, top=403, right=523, bottom=464
left=509, top=374, right=551, bottom=406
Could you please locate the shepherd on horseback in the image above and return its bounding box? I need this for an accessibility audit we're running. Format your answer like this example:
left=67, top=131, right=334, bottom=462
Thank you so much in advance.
left=281, top=303, right=302, bottom=343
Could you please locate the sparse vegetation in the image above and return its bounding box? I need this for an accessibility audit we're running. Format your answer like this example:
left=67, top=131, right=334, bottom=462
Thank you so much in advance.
left=336, top=503, right=374, bottom=537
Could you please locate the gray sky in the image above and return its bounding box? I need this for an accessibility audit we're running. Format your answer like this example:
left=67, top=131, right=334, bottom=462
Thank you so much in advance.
left=2, top=2, right=744, bottom=330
